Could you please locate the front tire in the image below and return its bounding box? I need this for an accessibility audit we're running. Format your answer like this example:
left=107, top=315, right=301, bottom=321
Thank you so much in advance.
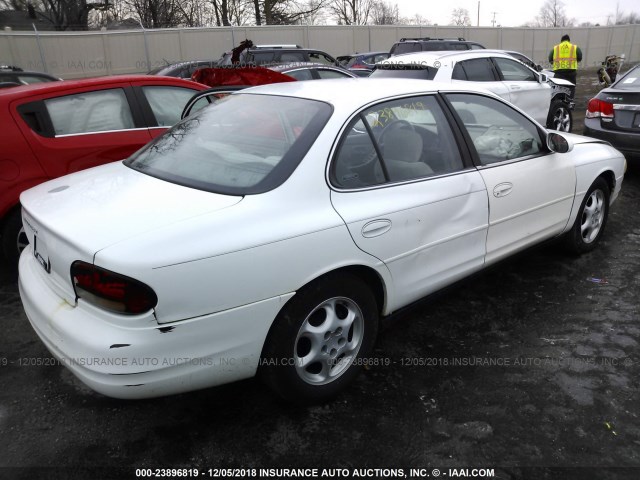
left=260, top=273, right=379, bottom=404
left=564, top=177, right=610, bottom=254
left=547, top=100, right=573, bottom=132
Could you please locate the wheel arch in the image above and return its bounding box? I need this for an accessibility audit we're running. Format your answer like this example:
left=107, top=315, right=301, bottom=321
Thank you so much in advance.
left=259, top=264, right=387, bottom=357
left=598, top=169, right=616, bottom=197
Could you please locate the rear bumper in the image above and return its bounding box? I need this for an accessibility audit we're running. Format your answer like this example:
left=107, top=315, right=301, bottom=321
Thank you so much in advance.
left=19, top=247, right=293, bottom=399
left=584, top=119, right=640, bottom=158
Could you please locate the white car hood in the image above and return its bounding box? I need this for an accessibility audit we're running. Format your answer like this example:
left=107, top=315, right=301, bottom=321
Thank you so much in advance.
left=20, top=161, right=242, bottom=258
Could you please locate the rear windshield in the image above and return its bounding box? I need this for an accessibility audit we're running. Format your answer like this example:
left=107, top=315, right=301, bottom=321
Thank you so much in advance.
left=615, top=67, right=640, bottom=90
left=391, top=43, right=423, bottom=55
left=370, top=65, right=438, bottom=80
left=125, top=93, right=332, bottom=195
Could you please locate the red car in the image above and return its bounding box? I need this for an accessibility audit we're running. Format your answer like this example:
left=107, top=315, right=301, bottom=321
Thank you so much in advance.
left=0, top=75, right=207, bottom=267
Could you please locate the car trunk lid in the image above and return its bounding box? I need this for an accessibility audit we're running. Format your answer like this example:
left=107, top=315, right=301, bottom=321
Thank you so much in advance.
left=597, top=91, right=640, bottom=132
left=20, top=161, right=242, bottom=303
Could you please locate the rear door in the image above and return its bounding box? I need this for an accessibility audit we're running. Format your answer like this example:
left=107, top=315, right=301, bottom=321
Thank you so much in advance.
left=132, top=83, right=204, bottom=138
left=12, top=82, right=152, bottom=179
left=451, top=57, right=511, bottom=101
left=329, top=94, right=488, bottom=311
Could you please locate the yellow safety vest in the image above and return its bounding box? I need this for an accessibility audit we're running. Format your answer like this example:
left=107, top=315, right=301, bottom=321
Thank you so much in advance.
left=553, top=41, right=578, bottom=70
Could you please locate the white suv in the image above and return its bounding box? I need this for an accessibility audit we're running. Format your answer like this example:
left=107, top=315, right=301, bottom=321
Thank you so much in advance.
left=372, top=50, right=574, bottom=132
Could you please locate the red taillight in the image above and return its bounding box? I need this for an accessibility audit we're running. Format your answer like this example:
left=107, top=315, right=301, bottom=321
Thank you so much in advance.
left=71, top=261, right=157, bottom=315
left=586, top=98, right=614, bottom=119
left=351, top=64, right=368, bottom=69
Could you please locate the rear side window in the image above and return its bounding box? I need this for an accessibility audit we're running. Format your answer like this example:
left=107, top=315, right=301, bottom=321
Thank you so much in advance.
left=142, top=86, right=198, bottom=127
left=285, top=69, right=314, bottom=81
left=332, top=95, right=464, bottom=189
left=453, top=58, right=497, bottom=82
left=279, top=52, right=307, bottom=63
left=317, top=69, right=351, bottom=79
left=308, top=52, right=335, bottom=65
left=249, top=52, right=276, bottom=64
left=45, top=89, right=134, bottom=136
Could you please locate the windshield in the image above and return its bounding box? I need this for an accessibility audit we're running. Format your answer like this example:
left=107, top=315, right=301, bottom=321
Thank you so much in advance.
left=125, top=93, right=332, bottom=195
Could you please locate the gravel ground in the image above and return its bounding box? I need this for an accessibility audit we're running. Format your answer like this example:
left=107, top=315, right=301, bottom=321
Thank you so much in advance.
left=0, top=67, right=639, bottom=480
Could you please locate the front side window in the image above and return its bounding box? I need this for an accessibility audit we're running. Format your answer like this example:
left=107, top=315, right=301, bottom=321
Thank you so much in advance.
left=446, top=93, right=543, bottom=165
left=331, top=95, right=464, bottom=189
left=126, top=93, right=332, bottom=195
left=493, top=57, right=537, bottom=81
left=142, top=86, right=199, bottom=127
left=45, top=88, right=134, bottom=136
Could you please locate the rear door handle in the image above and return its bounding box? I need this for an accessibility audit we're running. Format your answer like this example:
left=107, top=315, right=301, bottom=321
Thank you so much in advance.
left=361, top=219, right=392, bottom=238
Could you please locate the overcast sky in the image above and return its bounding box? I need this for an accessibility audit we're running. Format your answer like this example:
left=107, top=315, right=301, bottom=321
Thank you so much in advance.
left=393, top=0, right=639, bottom=27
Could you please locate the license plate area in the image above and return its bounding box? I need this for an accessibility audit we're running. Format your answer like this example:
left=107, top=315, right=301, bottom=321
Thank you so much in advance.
left=33, top=232, right=51, bottom=274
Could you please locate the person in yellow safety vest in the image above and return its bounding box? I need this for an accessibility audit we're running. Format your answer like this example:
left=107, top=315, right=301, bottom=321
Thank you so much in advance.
left=548, top=34, right=582, bottom=98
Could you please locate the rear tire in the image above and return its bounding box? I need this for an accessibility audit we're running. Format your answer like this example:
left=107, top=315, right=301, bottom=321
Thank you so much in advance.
left=547, top=100, right=573, bottom=132
left=260, top=273, right=378, bottom=404
left=1, top=209, right=28, bottom=270
left=564, top=178, right=610, bottom=254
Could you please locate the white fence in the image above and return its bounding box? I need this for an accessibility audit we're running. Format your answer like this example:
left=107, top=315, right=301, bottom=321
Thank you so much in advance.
left=1, top=24, right=639, bottom=79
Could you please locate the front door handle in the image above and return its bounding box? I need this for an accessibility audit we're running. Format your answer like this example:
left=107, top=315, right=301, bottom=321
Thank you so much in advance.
left=493, top=182, right=513, bottom=198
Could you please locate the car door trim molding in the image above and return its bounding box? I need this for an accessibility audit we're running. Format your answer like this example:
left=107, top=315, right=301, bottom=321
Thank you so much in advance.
left=55, top=127, right=150, bottom=138
left=385, top=223, right=489, bottom=264
left=488, top=193, right=576, bottom=227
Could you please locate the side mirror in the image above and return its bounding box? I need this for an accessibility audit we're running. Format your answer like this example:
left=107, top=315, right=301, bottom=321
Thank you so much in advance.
left=547, top=132, right=573, bottom=153
left=539, top=73, right=548, bottom=83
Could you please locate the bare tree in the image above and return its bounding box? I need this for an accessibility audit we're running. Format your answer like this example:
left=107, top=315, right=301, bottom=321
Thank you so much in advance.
left=293, top=0, right=329, bottom=25
left=330, top=0, right=373, bottom=25
left=450, top=7, right=471, bottom=26
left=535, top=0, right=573, bottom=27
left=1, top=0, right=111, bottom=30
left=370, top=1, right=398, bottom=25
left=124, top=0, right=185, bottom=28
left=400, top=13, right=431, bottom=25
left=614, top=10, right=640, bottom=24
left=250, top=0, right=327, bottom=25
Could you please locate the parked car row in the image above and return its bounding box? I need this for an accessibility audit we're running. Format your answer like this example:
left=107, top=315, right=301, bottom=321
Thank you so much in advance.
left=18, top=79, right=626, bottom=403
left=2, top=37, right=635, bottom=404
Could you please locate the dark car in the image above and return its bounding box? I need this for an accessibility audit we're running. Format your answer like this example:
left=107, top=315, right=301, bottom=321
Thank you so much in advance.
left=0, top=65, right=61, bottom=88
left=389, top=37, right=485, bottom=56
left=148, top=60, right=218, bottom=79
left=337, top=51, right=390, bottom=77
left=584, top=64, right=640, bottom=160
left=217, top=44, right=338, bottom=67
left=0, top=75, right=207, bottom=267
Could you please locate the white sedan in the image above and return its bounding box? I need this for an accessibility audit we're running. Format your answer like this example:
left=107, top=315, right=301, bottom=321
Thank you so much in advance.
left=19, top=79, right=625, bottom=403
